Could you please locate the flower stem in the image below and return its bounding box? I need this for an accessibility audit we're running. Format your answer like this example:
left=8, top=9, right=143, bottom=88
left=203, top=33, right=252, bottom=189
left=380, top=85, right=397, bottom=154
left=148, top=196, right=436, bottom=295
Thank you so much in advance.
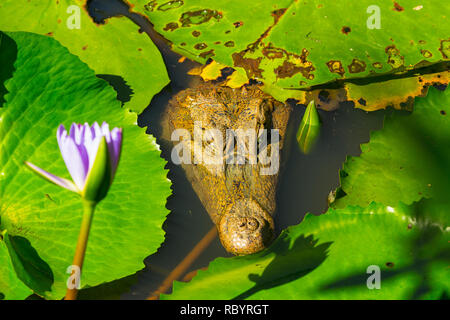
left=65, top=200, right=96, bottom=300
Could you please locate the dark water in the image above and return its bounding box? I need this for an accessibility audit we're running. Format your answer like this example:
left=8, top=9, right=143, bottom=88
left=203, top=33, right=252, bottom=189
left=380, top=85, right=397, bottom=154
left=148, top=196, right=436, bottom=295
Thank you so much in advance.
left=84, top=0, right=385, bottom=300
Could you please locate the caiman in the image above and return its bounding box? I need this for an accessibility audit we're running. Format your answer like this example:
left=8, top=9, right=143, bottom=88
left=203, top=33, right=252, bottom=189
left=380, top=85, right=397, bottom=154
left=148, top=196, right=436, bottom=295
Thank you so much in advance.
left=163, top=84, right=292, bottom=255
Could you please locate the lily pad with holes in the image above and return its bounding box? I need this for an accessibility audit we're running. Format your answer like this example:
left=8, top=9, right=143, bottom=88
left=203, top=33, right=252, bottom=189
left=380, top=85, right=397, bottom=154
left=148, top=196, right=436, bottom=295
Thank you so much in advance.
left=0, top=31, right=171, bottom=299
left=130, top=0, right=449, bottom=106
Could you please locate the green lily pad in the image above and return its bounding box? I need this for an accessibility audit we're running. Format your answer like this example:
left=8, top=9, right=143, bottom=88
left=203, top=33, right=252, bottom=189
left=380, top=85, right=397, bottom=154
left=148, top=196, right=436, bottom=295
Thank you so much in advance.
left=0, top=31, right=171, bottom=299
left=130, top=0, right=449, bottom=101
left=162, top=202, right=449, bottom=300
left=335, top=86, right=450, bottom=216
left=0, top=0, right=169, bottom=113
left=0, top=232, right=33, bottom=300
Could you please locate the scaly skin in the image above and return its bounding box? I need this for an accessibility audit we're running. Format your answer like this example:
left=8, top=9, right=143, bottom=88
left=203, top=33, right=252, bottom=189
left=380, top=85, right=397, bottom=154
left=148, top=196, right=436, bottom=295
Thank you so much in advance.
left=165, top=84, right=291, bottom=255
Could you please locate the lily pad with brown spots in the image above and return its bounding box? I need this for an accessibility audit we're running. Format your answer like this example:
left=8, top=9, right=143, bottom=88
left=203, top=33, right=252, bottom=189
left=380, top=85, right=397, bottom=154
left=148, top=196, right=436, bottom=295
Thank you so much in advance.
left=130, top=0, right=449, bottom=104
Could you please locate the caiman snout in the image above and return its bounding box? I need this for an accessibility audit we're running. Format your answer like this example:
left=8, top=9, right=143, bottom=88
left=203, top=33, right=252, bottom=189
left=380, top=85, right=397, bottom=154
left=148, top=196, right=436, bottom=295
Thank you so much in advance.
left=218, top=199, right=274, bottom=255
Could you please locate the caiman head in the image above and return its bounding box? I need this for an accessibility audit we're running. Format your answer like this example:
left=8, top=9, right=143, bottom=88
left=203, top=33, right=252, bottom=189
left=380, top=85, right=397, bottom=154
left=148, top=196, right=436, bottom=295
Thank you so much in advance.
left=166, top=84, right=292, bottom=255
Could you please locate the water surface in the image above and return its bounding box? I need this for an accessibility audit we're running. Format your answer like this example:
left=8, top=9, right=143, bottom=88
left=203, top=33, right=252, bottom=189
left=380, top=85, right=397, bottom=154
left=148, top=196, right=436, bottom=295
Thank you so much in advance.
left=86, top=0, right=386, bottom=299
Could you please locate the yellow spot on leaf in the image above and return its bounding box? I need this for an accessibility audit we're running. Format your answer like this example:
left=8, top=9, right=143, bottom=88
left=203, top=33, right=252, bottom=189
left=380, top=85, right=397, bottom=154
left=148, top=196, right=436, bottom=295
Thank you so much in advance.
left=346, top=71, right=450, bottom=111
left=225, top=67, right=249, bottom=88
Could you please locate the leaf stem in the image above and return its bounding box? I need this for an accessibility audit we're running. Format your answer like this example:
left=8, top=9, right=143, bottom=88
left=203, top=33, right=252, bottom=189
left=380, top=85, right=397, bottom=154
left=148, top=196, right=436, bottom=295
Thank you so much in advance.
left=65, top=200, right=96, bottom=300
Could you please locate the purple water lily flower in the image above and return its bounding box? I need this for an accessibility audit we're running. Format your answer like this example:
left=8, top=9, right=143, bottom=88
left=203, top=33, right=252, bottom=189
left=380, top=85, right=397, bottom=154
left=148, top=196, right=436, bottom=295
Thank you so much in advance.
left=26, top=122, right=122, bottom=201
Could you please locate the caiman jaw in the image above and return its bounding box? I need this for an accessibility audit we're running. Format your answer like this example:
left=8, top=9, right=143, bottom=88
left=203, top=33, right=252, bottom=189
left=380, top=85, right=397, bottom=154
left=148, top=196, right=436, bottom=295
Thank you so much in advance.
left=218, top=199, right=275, bottom=255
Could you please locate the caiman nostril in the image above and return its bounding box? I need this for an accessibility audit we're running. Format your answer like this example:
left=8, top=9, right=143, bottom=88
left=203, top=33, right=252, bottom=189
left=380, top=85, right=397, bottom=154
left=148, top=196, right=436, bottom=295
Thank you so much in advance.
left=237, top=218, right=259, bottom=231
left=246, top=218, right=259, bottom=231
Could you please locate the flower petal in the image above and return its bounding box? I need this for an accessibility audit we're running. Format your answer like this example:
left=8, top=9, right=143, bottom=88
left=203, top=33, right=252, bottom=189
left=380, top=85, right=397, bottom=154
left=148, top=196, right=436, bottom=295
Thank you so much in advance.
left=101, top=122, right=111, bottom=143
left=59, top=135, right=89, bottom=190
left=56, top=124, right=66, bottom=145
left=92, top=122, right=102, bottom=140
left=72, top=123, right=84, bottom=145
left=25, top=162, right=79, bottom=193
left=69, top=123, right=90, bottom=177
left=69, top=123, right=77, bottom=141
left=110, top=127, right=123, bottom=177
